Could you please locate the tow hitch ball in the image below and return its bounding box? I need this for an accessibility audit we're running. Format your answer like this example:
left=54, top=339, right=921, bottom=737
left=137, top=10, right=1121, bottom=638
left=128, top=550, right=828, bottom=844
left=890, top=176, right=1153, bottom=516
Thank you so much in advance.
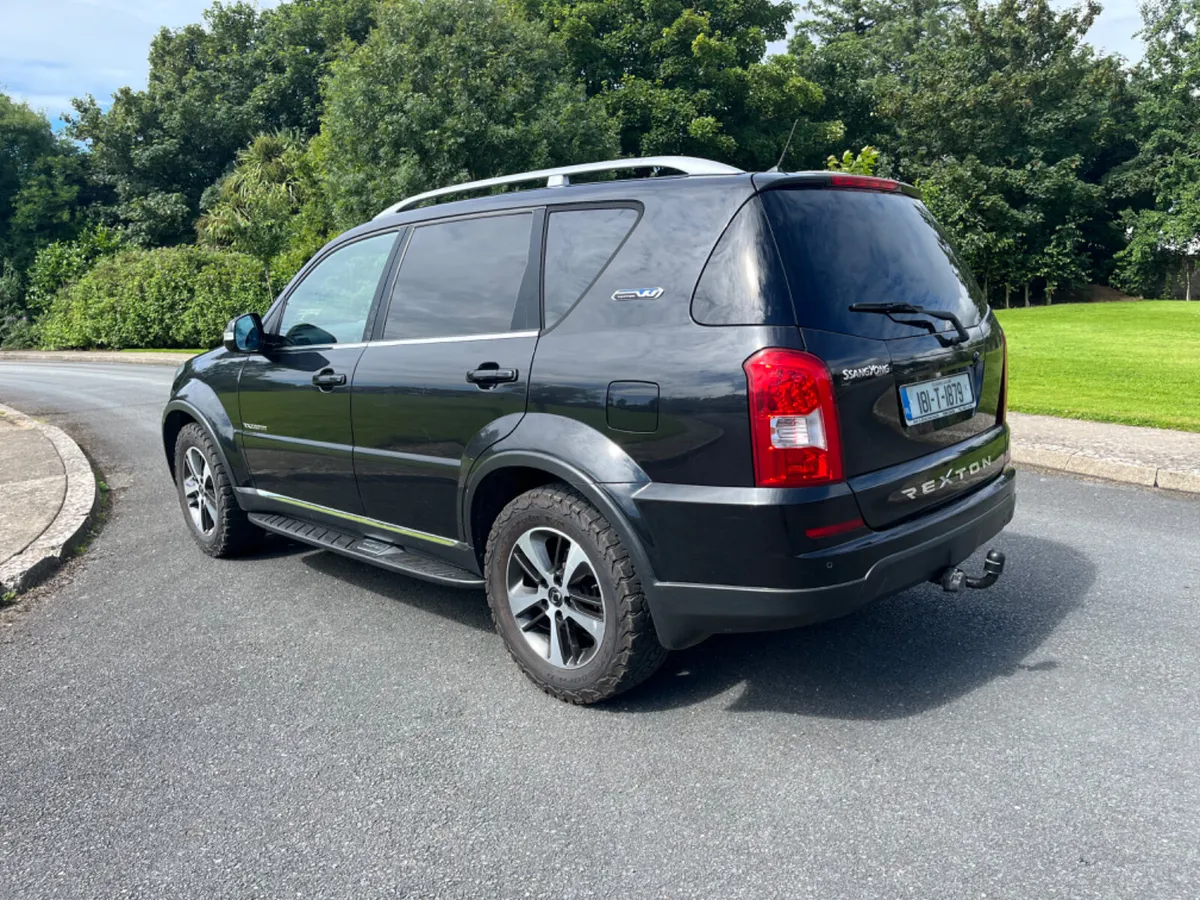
left=939, top=549, right=1006, bottom=593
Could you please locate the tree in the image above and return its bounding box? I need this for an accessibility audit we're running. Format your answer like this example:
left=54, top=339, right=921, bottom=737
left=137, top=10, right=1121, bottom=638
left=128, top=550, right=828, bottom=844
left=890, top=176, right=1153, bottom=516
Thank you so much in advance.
left=67, top=0, right=376, bottom=244
left=826, top=146, right=881, bottom=174
left=1112, top=0, right=1200, bottom=299
left=524, top=0, right=840, bottom=169
left=319, top=0, right=620, bottom=228
left=0, top=94, right=94, bottom=273
left=197, top=131, right=325, bottom=293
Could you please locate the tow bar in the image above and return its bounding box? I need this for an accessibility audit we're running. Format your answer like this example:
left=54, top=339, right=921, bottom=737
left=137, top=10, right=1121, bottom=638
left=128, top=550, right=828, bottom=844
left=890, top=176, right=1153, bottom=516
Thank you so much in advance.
left=939, top=549, right=1006, bottom=593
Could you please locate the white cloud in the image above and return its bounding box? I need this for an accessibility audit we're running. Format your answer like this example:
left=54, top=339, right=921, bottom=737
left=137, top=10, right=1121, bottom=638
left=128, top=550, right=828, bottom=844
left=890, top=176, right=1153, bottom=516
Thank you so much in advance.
left=0, top=0, right=279, bottom=124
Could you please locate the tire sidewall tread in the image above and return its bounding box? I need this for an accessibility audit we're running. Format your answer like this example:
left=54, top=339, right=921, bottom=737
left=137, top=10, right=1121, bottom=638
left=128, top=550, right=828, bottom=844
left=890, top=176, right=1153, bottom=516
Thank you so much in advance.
left=174, top=423, right=261, bottom=558
left=485, top=484, right=667, bottom=704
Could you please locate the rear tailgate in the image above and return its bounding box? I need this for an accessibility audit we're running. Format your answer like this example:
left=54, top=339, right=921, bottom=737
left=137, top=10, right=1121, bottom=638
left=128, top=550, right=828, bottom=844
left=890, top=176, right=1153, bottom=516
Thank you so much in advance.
left=757, top=178, right=1008, bottom=527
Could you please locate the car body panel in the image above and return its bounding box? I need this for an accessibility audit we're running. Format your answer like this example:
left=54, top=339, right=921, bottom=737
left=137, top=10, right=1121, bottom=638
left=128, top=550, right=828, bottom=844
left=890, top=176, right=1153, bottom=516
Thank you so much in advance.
left=238, top=346, right=368, bottom=514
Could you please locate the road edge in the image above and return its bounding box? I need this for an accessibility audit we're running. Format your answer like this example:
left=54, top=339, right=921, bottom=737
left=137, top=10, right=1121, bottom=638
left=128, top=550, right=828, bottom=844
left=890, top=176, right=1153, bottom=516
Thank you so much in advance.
left=0, top=350, right=194, bottom=366
left=0, top=403, right=100, bottom=594
left=1011, top=443, right=1200, bottom=495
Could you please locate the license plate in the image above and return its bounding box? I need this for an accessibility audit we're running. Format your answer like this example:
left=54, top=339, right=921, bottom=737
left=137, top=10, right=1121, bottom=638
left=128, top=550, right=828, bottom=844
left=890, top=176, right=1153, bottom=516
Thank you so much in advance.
left=900, top=372, right=975, bottom=425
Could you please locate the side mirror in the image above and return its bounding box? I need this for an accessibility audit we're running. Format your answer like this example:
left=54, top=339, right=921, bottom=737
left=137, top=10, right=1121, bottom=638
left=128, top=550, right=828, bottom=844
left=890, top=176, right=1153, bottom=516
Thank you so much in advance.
left=223, top=313, right=264, bottom=353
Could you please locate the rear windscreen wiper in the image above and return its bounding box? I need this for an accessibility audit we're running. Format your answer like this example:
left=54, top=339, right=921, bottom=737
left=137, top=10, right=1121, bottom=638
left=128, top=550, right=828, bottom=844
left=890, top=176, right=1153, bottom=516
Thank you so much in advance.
left=848, top=302, right=970, bottom=344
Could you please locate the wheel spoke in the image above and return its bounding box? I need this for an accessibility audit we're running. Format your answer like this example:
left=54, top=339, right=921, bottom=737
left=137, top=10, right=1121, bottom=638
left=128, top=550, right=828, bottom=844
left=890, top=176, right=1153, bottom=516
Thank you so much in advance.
left=184, top=448, right=202, bottom=483
left=202, top=496, right=218, bottom=529
left=512, top=546, right=544, bottom=587
left=546, top=612, right=566, bottom=667
left=515, top=532, right=555, bottom=584
left=561, top=540, right=591, bottom=588
left=508, top=584, right=544, bottom=619
left=563, top=604, right=604, bottom=641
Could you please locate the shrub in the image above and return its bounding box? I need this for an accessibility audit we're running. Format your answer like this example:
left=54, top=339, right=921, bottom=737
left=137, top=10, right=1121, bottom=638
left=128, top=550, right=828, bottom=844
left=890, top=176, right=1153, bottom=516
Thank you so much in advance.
left=25, top=225, right=123, bottom=315
left=39, top=246, right=271, bottom=350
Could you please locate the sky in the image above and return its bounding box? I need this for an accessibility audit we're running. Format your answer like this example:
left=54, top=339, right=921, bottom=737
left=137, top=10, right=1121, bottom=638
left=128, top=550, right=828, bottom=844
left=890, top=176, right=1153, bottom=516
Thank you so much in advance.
left=1, top=0, right=1145, bottom=128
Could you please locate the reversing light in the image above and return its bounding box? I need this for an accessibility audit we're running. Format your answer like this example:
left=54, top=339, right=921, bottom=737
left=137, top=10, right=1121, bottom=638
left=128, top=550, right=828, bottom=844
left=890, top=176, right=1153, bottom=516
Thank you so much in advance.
left=743, top=348, right=844, bottom=487
left=830, top=174, right=900, bottom=192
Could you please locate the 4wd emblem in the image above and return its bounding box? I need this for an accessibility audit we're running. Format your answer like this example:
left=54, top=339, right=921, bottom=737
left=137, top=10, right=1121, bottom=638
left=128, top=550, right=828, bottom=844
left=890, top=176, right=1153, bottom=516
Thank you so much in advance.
left=612, top=287, right=664, bottom=301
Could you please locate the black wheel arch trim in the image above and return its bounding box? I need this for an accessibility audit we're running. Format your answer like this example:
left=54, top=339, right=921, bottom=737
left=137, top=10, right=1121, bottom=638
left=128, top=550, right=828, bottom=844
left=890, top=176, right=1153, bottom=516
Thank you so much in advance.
left=162, top=395, right=247, bottom=490
left=462, top=444, right=679, bottom=645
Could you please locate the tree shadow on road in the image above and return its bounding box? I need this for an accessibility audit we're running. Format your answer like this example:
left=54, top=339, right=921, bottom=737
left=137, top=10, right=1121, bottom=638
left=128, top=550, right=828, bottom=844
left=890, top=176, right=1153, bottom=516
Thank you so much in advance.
left=611, top=533, right=1092, bottom=719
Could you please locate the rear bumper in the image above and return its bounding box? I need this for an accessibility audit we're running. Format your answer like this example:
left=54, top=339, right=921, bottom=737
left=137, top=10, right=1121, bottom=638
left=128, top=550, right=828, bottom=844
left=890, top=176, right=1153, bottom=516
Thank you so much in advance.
left=636, top=466, right=1016, bottom=649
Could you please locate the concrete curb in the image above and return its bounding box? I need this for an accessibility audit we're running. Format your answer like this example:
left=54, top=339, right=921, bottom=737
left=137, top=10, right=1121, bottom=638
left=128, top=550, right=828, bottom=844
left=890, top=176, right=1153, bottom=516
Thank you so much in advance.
left=0, top=350, right=196, bottom=366
left=0, top=403, right=100, bottom=594
left=1011, top=443, right=1200, bottom=494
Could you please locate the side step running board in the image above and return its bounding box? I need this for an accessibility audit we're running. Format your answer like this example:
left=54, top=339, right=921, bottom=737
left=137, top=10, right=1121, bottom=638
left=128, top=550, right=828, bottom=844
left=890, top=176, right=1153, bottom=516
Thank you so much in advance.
left=248, top=512, right=484, bottom=589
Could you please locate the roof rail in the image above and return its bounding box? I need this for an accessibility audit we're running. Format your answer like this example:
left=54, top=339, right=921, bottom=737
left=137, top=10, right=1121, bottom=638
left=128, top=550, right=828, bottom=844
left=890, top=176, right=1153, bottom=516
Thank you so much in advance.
left=373, top=156, right=744, bottom=219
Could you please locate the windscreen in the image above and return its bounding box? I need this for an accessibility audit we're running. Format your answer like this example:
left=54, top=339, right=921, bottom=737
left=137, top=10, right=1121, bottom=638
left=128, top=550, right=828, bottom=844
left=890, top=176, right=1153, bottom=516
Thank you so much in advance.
left=759, top=188, right=987, bottom=339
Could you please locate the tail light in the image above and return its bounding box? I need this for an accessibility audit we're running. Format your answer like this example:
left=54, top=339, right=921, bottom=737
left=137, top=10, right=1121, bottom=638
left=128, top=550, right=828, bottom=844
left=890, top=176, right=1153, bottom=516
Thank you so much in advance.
left=743, top=348, right=844, bottom=487
left=998, top=333, right=1009, bottom=426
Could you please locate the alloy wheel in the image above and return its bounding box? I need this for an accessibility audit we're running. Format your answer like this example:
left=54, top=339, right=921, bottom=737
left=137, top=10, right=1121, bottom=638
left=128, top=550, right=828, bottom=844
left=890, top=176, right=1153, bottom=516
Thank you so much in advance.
left=182, top=446, right=218, bottom=537
left=506, top=526, right=606, bottom=668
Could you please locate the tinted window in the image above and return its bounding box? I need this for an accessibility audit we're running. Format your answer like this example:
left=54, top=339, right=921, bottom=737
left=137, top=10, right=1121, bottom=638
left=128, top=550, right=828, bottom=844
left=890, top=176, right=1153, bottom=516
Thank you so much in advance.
left=278, top=232, right=395, bottom=346
left=760, top=189, right=987, bottom=339
left=383, top=213, right=533, bottom=340
left=543, top=207, right=639, bottom=327
left=691, top=198, right=793, bottom=326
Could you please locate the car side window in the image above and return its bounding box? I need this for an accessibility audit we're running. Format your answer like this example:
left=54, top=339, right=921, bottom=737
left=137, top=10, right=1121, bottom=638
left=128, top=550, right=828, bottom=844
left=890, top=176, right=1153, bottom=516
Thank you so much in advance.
left=543, top=207, right=639, bottom=328
left=382, top=213, right=534, bottom=340
left=277, top=232, right=396, bottom=346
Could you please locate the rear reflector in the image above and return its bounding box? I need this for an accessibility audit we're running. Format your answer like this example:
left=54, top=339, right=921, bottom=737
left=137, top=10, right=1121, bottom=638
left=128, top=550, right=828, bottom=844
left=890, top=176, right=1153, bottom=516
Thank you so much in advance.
left=743, top=348, right=844, bottom=487
left=830, top=174, right=900, bottom=192
left=805, top=518, right=866, bottom=540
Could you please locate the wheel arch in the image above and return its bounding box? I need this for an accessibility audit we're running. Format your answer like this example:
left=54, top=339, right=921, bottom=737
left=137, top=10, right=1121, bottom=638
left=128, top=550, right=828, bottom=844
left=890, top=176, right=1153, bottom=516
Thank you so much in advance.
left=464, top=450, right=658, bottom=600
left=162, top=396, right=244, bottom=488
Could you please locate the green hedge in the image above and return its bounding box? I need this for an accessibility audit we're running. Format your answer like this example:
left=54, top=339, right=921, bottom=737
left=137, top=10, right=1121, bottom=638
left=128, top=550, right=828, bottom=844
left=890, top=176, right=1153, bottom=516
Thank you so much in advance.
left=39, top=247, right=272, bottom=350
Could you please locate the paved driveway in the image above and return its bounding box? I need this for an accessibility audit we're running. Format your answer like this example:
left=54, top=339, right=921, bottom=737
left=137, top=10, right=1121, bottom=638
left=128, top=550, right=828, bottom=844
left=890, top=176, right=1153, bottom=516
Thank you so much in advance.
left=1, top=361, right=1197, bottom=899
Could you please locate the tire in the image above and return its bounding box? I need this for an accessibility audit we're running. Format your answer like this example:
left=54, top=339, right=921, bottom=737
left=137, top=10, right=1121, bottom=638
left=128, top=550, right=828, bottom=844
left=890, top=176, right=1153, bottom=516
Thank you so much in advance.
left=173, top=422, right=261, bottom=558
left=485, top=485, right=668, bottom=704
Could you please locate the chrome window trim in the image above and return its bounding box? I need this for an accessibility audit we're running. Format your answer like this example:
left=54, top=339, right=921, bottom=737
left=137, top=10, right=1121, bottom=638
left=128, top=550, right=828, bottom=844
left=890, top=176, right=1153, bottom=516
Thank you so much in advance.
left=272, top=341, right=370, bottom=353
left=267, top=330, right=537, bottom=354
left=366, top=330, right=538, bottom=348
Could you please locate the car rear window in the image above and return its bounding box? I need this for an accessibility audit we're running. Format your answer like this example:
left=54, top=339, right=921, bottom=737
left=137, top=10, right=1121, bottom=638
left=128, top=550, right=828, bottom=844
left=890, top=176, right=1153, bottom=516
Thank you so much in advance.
left=759, top=188, right=987, bottom=339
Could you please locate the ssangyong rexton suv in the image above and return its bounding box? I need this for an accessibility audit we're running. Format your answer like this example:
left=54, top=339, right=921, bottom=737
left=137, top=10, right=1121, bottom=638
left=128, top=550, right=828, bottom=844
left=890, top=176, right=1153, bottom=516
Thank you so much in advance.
left=163, top=156, right=1015, bottom=703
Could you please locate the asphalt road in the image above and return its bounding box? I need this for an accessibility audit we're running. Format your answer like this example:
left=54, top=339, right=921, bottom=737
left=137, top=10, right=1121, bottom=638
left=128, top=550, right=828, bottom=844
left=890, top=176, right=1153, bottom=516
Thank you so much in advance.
left=1, top=360, right=1197, bottom=899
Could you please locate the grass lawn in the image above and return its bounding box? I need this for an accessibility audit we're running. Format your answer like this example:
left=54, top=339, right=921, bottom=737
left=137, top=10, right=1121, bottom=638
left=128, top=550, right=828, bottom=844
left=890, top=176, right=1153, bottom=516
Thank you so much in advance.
left=994, top=301, right=1200, bottom=433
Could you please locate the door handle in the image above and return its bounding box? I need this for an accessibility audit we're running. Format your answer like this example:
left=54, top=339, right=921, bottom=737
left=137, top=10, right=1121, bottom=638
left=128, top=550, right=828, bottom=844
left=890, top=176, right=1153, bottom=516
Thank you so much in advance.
left=312, top=369, right=347, bottom=390
left=466, top=365, right=519, bottom=388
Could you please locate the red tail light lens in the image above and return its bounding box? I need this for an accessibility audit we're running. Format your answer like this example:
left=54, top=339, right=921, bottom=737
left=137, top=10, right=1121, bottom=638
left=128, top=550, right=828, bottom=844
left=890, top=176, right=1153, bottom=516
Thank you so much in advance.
left=998, top=333, right=1009, bottom=426
left=830, top=174, right=900, bottom=192
left=743, top=348, right=844, bottom=487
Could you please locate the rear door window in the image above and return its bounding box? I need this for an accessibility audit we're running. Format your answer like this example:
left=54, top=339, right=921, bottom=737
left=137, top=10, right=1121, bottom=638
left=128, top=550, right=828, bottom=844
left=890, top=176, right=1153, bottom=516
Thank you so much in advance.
left=543, top=207, right=639, bottom=328
left=382, top=212, right=535, bottom=340
left=759, top=188, right=987, bottom=339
